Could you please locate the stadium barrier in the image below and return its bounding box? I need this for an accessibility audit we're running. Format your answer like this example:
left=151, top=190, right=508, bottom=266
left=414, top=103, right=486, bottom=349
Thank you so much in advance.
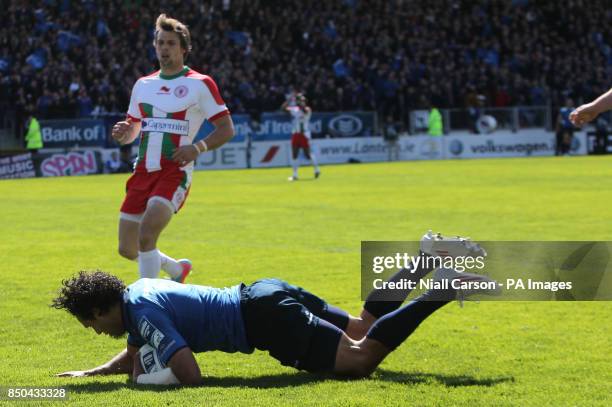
left=43, top=111, right=376, bottom=149
left=0, top=126, right=589, bottom=179
left=410, top=106, right=552, bottom=134
left=0, top=152, right=36, bottom=179
left=199, top=112, right=376, bottom=142
left=443, top=130, right=588, bottom=158
left=39, top=119, right=107, bottom=148
left=586, top=131, right=612, bottom=154
left=0, top=150, right=104, bottom=179
left=194, top=130, right=588, bottom=170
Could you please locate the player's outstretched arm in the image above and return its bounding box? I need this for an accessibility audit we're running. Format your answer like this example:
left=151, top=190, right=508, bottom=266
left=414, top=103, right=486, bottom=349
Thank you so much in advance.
left=166, top=347, right=201, bottom=386
left=56, top=345, right=137, bottom=377
left=570, top=88, right=612, bottom=126
left=132, top=347, right=200, bottom=386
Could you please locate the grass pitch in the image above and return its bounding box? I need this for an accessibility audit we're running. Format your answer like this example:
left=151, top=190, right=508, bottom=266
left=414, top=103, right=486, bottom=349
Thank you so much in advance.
left=0, top=156, right=611, bottom=406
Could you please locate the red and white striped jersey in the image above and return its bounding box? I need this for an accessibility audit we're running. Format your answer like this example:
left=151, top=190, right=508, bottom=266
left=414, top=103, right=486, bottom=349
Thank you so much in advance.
left=287, top=106, right=312, bottom=137
left=126, top=66, right=229, bottom=173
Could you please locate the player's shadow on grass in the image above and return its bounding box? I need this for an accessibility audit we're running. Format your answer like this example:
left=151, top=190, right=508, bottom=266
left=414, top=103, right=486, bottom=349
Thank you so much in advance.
left=194, top=370, right=513, bottom=389
left=375, top=369, right=514, bottom=387
left=60, top=370, right=513, bottom=392
left=61, top=382, right=130, bottom=394
left=60, top=373, right=320, bottom=393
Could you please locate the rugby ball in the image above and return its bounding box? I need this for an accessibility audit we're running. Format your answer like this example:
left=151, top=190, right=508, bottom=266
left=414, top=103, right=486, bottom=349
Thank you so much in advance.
left=139, top=344, right=165, bottom=374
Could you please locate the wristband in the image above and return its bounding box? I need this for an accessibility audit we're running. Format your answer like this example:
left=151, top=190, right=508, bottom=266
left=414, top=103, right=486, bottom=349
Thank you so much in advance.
left=199, top=140, right=208, bottom=152
left=192, top=141, right=208, bottom=155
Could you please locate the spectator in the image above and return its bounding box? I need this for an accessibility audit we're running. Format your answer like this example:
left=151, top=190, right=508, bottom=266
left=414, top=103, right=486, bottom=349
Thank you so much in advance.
left=555, top=98, right=576, bottom=156
left=24, top=111, right=42, bottom=153
left=383, top=115, right=399, bottom=161
left=77, top=89, right=93, bottom=117
left=428, top=104, right=443, bottom=137
left=0, top=0, right=609, bottom=133
left=104, top=150, right=121, bottom=174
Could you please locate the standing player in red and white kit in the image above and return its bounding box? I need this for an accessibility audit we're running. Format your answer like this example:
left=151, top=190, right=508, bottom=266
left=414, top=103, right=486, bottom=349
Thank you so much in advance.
left=282, top=93, right=320, bottom=181
left=111, top=14, right=234, bottom=281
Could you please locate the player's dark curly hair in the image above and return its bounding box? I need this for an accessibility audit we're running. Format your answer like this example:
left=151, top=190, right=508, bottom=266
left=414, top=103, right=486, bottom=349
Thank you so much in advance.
left=51, top=271, right=125, bottom=320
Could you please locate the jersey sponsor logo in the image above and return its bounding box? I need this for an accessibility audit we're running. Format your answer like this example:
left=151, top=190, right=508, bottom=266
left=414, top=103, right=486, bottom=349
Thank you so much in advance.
left=174, top=85, right=188, bottom=98
left=157, top=86, right=171, bottom=95
left=150, top=329, right=165, bottom=349
left=138, top=316, right=166, bottom=349
left=141, top=118, right=189, bottom=135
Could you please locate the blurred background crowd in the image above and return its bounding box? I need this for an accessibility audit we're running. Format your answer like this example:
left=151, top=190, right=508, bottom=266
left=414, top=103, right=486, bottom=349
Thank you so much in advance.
left=1, top=0, right=610, bottom=129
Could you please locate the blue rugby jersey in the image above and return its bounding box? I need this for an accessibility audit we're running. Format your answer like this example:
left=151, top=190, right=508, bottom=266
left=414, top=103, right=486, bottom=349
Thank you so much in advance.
left=122, top=278, right=253, bottom=365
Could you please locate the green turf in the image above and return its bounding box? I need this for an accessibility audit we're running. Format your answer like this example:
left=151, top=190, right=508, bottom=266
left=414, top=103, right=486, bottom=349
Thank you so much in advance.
left=0, top=156, right=610, bottom=406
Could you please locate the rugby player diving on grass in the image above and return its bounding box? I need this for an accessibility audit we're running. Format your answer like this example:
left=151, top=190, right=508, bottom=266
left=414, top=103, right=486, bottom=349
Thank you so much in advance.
left=53, top=232, right=500, bottom=385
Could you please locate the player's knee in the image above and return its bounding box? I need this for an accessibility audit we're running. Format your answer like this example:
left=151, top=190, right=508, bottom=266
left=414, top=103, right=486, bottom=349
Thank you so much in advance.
left=346, top=313, right=376, bottom=339
left=359, top=311, right=377, bottom=330
left=118, top=245, right=137, bottom=260
left=354, top=319, right=372, bottom=339
left=345, top=318, right=368, bottom=339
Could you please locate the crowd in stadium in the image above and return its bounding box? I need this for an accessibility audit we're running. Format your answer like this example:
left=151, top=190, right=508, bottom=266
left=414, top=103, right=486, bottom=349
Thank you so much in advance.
left=1, top=0, right=610, bottom=128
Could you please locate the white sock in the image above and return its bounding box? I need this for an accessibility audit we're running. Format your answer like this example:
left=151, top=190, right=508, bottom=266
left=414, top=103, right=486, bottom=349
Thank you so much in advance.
left=292, top=158, right=298, bottom=177
left=138, top=249, right=161, bottom=279
left=310, top=153, right=319, bottom=172
left=130, top=251, right=182, bottom=278
left=159, top=251, right=182, bottom=278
